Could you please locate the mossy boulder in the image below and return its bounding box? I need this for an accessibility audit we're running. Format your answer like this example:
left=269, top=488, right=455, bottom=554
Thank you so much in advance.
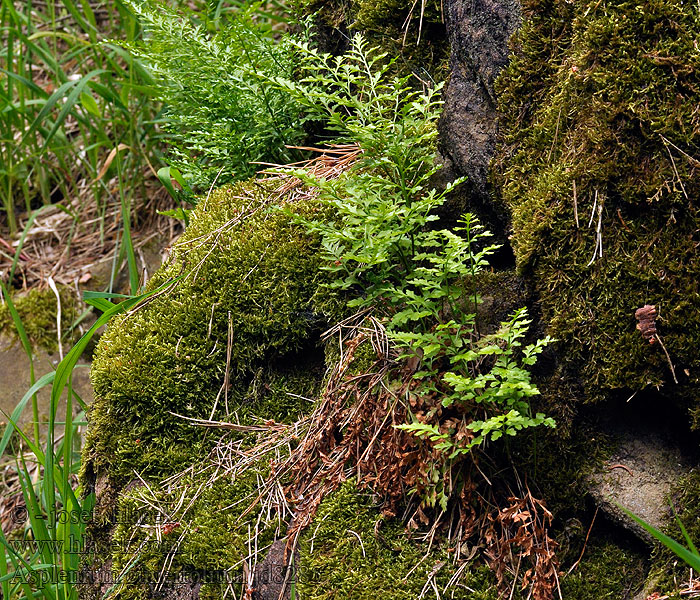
left=81, top=183, right=329, bottom=489
left=0, top=285, right=77, bottom=352
left=82, top=364, right=322, bottom=599
left=78, top=175, right=517, bottom=599
left=79, top=180, right=335, bottom=597
left=493, top=0, right=700, bottom=410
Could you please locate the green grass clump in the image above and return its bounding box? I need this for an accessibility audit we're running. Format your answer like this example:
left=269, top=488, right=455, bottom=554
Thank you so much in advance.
left=297, top=481, right=499, bottom=599
left=82, top=181, right=330, bottom=488
left=494, top=0, right=700, bottom=404
left=0, top=286, right=77, bottom=351
left=0, top=0, right=184, bottom=235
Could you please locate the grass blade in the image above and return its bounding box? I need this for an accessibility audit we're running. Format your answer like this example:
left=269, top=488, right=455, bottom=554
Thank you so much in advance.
left=617, top=503, right=700, bottom=571
left=38, top=69, right=107, bottom=153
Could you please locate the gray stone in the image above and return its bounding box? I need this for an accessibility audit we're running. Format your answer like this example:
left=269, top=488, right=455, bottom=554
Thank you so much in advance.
left=439, top=0, right=521, bottom=205
left=588, top=423, right=692, bottom=545
left=0, top=334, right=93, bottom=436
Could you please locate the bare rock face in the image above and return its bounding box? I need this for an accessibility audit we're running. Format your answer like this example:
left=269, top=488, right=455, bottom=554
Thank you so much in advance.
left=439, top=0, right=521, bottom=205
left=588, top=420, right=693, bottom=545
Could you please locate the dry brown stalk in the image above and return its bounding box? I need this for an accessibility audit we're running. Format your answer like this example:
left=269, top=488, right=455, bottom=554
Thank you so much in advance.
left=484, top=488, right=560, bottom=600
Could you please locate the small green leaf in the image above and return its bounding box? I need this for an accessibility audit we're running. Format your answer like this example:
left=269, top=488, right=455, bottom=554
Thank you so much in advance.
left=80, top=91, right=100, bottom=116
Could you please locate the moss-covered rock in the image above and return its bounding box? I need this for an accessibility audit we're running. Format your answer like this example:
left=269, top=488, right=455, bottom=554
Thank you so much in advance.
left=494, top=0, right=700, bottom=408
left=105, top=457, right=275, bottom=600
left=0, top=286, right=77, bottom=351
left=81, top=360, right=322, bottom=599
left=82, top=182, right=329, bottom=488
left=297, top=481, right=499, bottom=599
left=79, top=180, right=335, bottom=598
left=295, top=0, right=449, bottom=81
left=297, top=479, right=647, bottom=600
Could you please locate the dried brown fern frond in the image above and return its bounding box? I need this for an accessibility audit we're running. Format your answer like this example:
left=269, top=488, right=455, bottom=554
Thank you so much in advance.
left=484, top=487, right=561, bottom=600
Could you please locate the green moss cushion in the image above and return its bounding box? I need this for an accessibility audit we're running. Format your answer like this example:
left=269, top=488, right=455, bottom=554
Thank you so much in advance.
left=296, top=482, right=498, bottom=600
left=82, top=183, right=327, bottom=487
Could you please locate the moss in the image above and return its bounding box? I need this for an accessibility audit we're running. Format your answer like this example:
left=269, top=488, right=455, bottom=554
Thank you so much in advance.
left=106, top=477, right=501, bottom=600
left=345, top=333, right=380, bottom=375
left=352, top=0, right=440, bottom=36
left=106, top=458, right=275, bottom=599
left=493, top=0, right=700, bottom=409
left=472, top=270, right=529, bottom=330
left=297, top=481, right=499, bottom=599
left=509, top=417, right=614, bottom=519
left=0, top=286, right=77, bottom=351
left=295, top=0, right=449, bottom=82
left=646, top=469, right=700, bottom=595
left=82, top=181, right=330, bottom=488
left=235, top=359, right=324, bottom=424
left=560, top=539, right=645, bottom=599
